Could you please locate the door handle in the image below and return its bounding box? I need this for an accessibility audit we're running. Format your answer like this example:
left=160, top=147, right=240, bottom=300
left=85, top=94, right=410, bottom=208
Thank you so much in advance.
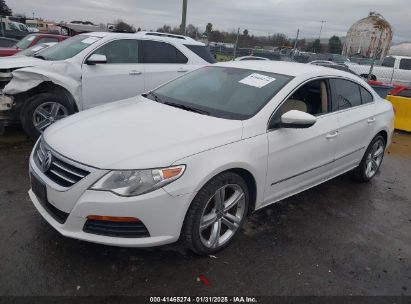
left=177, top=68, right=188, bottom=73
left=367, top=117, right=376, bottom=124
left=129, top=70, right=142, bottom=76
left=326, top=131, right=339, bottom=139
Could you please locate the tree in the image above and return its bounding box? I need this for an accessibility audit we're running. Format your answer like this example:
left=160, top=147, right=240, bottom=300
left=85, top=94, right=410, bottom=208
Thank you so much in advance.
left=0, top=0, right=12, bottom=16
left=313, top=39, right=321, bottom=53
left=206, top=22, right=213, bottom=37
left=329, top=35, right=342, bottom=54
left=157, top=25, right=172, bottom=33
left=243, top=29, right=248, bottom=36
left=114, top=20, right=136, bottom=33
left=186, top=24, right=200, bottom=39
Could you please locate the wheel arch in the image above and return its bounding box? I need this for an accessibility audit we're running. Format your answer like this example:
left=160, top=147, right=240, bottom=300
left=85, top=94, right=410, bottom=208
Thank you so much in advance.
left=376, top=129, right=388, bottom=144
left=188, top=166, right=259, bottom=216
left=16, top=81, right=79, bottom=114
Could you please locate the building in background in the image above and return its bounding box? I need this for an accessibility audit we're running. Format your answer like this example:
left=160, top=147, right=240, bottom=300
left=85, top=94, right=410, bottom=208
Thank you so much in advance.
left=342, top=12, right=393, bottom=60
left=26, top=18, right=49, bottom=32
left=59, top=22, right=107, bottom=36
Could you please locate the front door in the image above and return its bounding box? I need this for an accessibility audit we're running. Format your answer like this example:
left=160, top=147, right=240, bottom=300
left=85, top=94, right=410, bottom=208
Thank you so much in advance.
left=82, top=39, right=144, bottom=109
left=264, top=78, right=339, bottom=205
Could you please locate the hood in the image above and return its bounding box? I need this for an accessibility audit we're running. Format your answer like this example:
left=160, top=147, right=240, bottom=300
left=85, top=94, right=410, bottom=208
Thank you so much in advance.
left=44, top=96, right=243, bottom=169
left=0, top=56, right=46, bottom=70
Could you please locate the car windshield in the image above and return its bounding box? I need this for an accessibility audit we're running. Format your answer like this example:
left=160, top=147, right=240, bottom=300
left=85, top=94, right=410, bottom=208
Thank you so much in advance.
left=34, top=35, right=101, bottom=61
left=15, top=43, right=53, bottom=57
left=149, top=66, right=292, bottom=120
left=15, top=34, right=37, bottom=49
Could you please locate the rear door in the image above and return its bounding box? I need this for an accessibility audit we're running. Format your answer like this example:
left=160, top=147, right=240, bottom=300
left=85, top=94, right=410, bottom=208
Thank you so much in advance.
left=141, top=40, right=191, bottom=91
left=330, top=78, right=376, bottom=174
left=82, top=39, right=144, bottom=109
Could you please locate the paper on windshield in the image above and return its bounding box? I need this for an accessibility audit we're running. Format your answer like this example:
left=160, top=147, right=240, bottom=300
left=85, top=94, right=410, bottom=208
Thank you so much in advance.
left=239, top=73, right=276, bottom=88
left=81, top=37, right=100, bottom=45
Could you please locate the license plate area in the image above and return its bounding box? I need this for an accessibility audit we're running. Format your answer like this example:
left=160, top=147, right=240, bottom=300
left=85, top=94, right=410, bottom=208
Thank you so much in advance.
left=31, top=173, right=47, bottom=204
left=30, top=173, right=69, bottom=224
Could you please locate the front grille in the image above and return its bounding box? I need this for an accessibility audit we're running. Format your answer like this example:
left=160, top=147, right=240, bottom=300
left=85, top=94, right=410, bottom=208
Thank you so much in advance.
left=35, top=140, right=90, bottom=187
left=83, top=220, right=150, bottom=238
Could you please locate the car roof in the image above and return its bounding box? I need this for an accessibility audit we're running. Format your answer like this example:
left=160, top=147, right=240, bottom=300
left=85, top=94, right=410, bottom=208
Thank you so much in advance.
left=85, top=31, right=204, bottom=45
left=215, top=60, right=359, bottom=79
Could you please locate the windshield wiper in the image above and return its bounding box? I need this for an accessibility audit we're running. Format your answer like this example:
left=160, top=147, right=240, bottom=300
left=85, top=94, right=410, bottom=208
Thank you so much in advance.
left=33, top=54, right=47, bottom=60
left=163, top=101, right=210, bottom=116
left=145, top=91, right=163, bottom=103
left=144, top=92, right=209, bottom=115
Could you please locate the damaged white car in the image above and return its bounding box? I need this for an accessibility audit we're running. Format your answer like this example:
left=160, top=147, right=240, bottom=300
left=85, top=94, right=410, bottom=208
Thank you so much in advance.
left=0, top=31, right=215, bottom=138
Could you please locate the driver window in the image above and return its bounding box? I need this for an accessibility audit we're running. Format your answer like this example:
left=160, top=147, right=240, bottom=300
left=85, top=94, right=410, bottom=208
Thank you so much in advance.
left=92, top=39, right=139, bottom=64
left=278, top=79, right=329, bottom=116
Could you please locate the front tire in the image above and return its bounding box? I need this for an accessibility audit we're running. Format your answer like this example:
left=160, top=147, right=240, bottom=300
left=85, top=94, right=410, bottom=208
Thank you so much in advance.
left=351, top=135, right=386, bottom=182
left=20, top=92, right=75, bottom=139
left=182, top=172, right=249, bottom=255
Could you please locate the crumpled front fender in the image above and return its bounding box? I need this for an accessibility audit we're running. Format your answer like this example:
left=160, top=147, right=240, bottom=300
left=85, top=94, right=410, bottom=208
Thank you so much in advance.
left=3, top=61, right=83, bottom=110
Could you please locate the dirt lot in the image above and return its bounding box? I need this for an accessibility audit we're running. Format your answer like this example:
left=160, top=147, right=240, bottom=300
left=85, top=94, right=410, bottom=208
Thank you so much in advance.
left=0, top=127, right=410, bottom=296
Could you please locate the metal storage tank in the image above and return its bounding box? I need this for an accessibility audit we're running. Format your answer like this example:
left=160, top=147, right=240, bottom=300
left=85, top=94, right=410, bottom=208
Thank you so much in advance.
left=342, top=12, right=393, bottom=60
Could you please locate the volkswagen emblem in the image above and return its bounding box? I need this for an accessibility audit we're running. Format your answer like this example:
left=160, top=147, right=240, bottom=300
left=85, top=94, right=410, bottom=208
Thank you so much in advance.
left=41, top=150, right=53, bottom=172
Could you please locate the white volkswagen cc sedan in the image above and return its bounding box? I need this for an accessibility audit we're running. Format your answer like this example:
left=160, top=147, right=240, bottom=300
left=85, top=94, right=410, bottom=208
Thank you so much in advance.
left=29, top=61, right=394, bottom=255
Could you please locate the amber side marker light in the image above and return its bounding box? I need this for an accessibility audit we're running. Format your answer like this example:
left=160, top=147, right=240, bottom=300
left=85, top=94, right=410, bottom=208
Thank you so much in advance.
left=161, top=167, right=184, bottom=179
left=87, top=215, right=140, bottom=222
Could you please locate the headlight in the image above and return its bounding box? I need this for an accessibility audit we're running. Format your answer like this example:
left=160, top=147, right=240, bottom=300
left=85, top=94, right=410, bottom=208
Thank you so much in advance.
left=90, top=165, right=185, bottom=197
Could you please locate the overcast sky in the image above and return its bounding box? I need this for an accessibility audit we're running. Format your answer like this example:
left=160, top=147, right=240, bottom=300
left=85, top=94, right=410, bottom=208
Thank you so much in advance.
left=9, top=0, right=411, bottom=42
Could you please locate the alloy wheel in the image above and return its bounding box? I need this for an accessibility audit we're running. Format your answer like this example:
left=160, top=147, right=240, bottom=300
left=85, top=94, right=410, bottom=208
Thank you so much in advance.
left=365, top=138, right=385, bottom=179
left=33, top=102, right=69, bottom=132
left=199, top=184, right=246, bottom=249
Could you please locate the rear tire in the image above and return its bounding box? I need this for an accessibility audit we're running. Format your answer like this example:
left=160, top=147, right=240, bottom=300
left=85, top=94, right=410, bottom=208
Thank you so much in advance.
left=182, top=171, right=249, bottom=255
left=20, top=92, right=75, bottom=139
left=350, top=135, right=386, bottom=182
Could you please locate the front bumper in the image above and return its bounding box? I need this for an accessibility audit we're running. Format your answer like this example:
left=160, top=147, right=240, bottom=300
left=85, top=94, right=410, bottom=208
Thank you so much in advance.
left=29, top=153, right=194, bottom=247
left=0, top=93, right=15, bottom=132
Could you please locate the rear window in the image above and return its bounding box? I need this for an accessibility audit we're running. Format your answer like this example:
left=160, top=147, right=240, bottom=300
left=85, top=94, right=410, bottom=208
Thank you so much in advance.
left=142, top=40, right=188, bottom=64
left=330, top=79, right=362, bottom=110
left=399, top=59, right=411, bottom=70
left=184, top=44, right=216, bottom=63
left=381, top=57, right=395, bottom=68
left=360, top=87, right=374, bottom=104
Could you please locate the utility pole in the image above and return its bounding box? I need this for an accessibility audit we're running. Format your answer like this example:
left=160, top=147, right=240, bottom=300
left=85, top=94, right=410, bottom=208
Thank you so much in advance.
left=233, top=27, right=240, bottom=60
left=318, top=20, right=326, bottom=40
left=368, top=27, right=384, bottom=81
left=180, top=0, right=187, bottom=34
left=292, top=29, right=300, bottom=60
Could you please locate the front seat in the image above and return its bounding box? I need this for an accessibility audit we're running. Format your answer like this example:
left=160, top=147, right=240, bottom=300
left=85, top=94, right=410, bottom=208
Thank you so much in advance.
left=281, top=99, right=307, bottom=114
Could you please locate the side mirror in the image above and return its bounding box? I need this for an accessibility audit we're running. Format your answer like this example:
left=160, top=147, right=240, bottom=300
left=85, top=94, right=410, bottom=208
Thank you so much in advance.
left=280, top=110, right=317, bottom=129
left=86, top=54, right=107, bottom=65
